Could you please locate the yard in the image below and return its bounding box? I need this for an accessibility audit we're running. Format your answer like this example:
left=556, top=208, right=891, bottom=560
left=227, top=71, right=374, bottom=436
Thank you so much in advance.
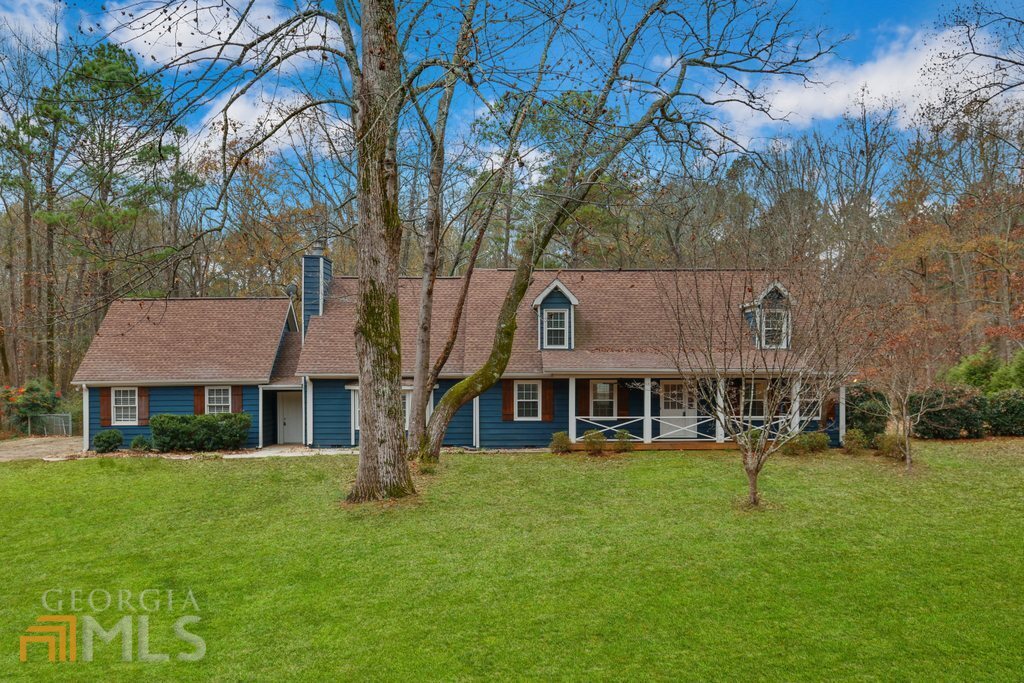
left=1, top=441, right=1022, bottom=681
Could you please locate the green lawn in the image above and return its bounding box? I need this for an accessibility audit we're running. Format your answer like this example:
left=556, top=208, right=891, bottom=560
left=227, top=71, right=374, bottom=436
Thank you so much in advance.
left=2, top=442, right=1023, bottom=681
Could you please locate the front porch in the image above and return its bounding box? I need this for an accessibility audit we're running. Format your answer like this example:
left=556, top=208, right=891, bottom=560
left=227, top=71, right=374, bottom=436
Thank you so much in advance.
left=566, top=377, right=844, bottom=446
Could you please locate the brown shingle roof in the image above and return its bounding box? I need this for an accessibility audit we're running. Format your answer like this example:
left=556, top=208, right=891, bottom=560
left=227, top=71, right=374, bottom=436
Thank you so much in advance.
left=73, top=298, right=294, bottom=384
left=296, top=269, right=783, bottom=377
left=268, top=331, right=303, bottom=387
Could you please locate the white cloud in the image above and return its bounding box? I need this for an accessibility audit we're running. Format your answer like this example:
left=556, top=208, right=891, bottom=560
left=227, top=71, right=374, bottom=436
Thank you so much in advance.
left=721, top=26, right=1014, bottom=141
left=0, top=0, right=63, bottom=41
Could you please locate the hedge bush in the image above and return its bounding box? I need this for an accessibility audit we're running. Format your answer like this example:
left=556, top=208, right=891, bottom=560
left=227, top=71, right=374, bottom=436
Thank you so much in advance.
left=549, top=431, right=572, bottom=454
left=130, top=435, right=152, bottom=451
left=986, top=390, right=1024, bottom=437
left=93, top=429, right=123, bottom=453
left=150, top=413, right=252, bottom=452
left=611, top=429, right=635, bottom=453
left=781, top=431, right=830, bottom=456
left=911, top=387, right=986, bottom=439
left=845, top=386, right=888, bottom=442
left=874, top=432, right=904, bottom=459
left=842, top=428, right=868, bottom=453
left=582, top=429, right=606, bottom=456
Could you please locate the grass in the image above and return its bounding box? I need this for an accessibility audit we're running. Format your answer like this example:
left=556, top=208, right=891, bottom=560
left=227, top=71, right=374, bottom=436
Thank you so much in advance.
left=2, top=441, right=1023, bottom=681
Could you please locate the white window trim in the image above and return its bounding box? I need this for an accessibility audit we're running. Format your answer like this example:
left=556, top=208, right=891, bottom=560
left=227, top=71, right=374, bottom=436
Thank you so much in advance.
left=758, top=307, right=790, bottom=350
left=514, top=380, right=542, bottom=421
left=589, top=380, right=617, bottom=418
left=111, top=386, right=139, bottom=426
left=205, top=385, right=233, bottom=414
left=543, top=308, right=569, bottom=349
left=352, top=390, right=412, bottom=431
left=742, top=379, right=767, bottom=419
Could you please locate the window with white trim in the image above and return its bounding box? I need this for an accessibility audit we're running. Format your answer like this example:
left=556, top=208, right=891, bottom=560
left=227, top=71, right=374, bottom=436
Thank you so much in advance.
left=743, top=380, right=766, bottom=418
left=112, top=387, right=138, bottom=426
left=661, top=381, right=696, bottom=411
left=543, top=309, right=568, bottom=349
left=798, top=381, right=823, bottom=420
left=591, top=381, right=616, bottom=418
left=353, top=390, right=412, bottom=430
left=206, top=386, right=232, bottom=414
left=515, top=381, right=541, bottom=420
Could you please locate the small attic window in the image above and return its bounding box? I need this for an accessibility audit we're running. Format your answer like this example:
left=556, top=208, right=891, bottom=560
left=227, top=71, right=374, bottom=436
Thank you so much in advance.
left=758, top=286, right=790, bottom=349
left=543, top=309, right=568, bottom=348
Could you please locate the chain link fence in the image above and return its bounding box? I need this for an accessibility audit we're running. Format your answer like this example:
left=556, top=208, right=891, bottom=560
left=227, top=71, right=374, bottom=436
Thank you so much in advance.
left=26, top=413, right=72, bottom=437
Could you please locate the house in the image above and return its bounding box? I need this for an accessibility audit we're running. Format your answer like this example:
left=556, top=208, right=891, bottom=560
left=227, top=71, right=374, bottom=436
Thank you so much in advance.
left=73, top=245, right=846, bottom=450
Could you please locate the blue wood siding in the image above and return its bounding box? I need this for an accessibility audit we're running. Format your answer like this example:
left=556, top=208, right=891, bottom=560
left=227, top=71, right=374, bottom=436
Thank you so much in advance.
left=310, top=379, right=352, bottom=447
left=89, top=385, right=259, bottom=450
left=478, top=379, right=569, bottom=448
left=433, top=380, right=474, bottom=446
left=302, top=255, right=322, bottom=334
left=538, top=290, right=573, bottom=349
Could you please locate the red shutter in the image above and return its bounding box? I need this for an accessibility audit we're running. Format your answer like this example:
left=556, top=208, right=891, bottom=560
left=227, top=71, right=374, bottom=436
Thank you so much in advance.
left=232, top=386, right=244, bottom=413
left=501, top=380, right=514, bottom=421
left=617, top=382, right=630, bottom=417
left=138, top=388, right=150, bottom=426
left=194, top=386, right=205, bottom=415
left=99, top=387, right=111, bottom=427
left=576, top=379, right=589, bottom=417
left=542, top=380, right=554, bottom=422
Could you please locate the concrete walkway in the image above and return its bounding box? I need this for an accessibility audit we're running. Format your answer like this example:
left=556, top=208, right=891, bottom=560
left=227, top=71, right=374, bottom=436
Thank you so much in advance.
left=223, top=445, right=356, bottom=459
left=0, top=436, right=80, bottom=462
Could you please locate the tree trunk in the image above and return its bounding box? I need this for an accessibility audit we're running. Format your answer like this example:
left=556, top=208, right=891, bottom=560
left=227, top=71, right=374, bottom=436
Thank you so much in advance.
left=347, top=0, right=415, bottom=503
left=745, top=466, right=761, bottom=507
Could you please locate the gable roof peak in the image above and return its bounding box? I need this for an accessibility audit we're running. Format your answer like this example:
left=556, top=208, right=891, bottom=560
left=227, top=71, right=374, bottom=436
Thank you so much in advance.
left=532, top=277, right=580, bottom=308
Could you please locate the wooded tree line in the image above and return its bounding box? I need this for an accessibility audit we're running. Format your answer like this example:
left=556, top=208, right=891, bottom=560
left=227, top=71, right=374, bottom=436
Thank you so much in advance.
left=1, top=1, right=1021, bottom=500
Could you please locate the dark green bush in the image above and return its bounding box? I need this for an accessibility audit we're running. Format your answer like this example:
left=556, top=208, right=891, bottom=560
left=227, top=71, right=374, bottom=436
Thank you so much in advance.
left=845, top=386, right=888, bottom=442
left=93, top=429, right=123, bottom=453
left=130, top=435, right=152, bottom=451
left=611, top=429, right=635, bottom=453
left=582, top=429, right=606, bottom=456
left=985, top=390, right=1024, bottom=437
left=911, top=388, right=986, bottom=439
left=549, top=431, right=572, bottom=454
left=150, top=413, right=252, bottom=452
left=842, top=428, right=867, bottom=453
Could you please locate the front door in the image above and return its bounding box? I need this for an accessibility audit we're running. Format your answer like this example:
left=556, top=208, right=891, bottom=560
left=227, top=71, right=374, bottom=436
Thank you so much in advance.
left=277, top=392, right=303, bottom=444
left=660, top=381, right=698, bottom=439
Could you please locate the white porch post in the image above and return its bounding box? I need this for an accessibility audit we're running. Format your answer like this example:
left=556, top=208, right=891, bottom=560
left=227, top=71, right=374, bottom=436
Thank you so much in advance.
left=568, top=377, right=577, bottom=443
left=715, top=378, right=725, bottom=443
left=472, top=395, right=480, bottom=449
left=82, top=385, right=89, bottom=452
left=790, top=379, right=801, bottom=434
left=642, top=377, right=652, bottom=444
left=839, top=385, right=847, bottom=443
left=258, top=386, right=264, bottom=448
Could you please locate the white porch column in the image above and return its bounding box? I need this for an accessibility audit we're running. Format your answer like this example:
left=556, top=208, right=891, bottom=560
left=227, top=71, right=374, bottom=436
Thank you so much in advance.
left=258, top=386, right=264, bottom=448
left=472, top=395, right=480, bottom=449
left=568, top=377, right=577, bottom=443
left=790, top=379, right=801, bottom=434
left=642, top=377, right=652, bottom=444
left=715, top=378, right=725, bottom=443
left=82, top=385, right=90, bottom=452
left=839, top=385, right=847, bottom=443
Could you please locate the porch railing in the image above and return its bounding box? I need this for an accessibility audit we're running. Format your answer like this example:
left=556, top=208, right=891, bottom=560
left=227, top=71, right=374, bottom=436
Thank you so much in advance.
left=652, top=415, right=716, bottom=441
left=576, top=416, right=644, bottom=441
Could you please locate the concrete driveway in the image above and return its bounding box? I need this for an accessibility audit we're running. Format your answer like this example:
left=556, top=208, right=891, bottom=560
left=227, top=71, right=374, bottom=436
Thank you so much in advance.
left=0, top=436, right=80, bottom=462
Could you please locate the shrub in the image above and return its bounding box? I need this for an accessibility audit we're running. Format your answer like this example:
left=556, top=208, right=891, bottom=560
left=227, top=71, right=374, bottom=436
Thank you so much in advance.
left=911, top=387, right=986, bottom=439
left=874, top=432, right=904, bottom=459
left=93, top=429, right=124, bottom=453
left=782, top=431, right=830, bottom=456
left=611, top=429, right=634, bottom=453
left=1, top=378, right=61, bottom=431
left=150, top=413, right=252, bottom=452
left=842, top=428, right=868, bottom=453
left=549, top=431, right=572, bottom=454
left=986, top=389, right=1024, bottom=437
left=582, top=429, right=606, bottom=456
left=845, top=386, right=888, bottom=442
left=130, top=435, right=152, bottom=451
left=986, top=350, right=1024, bottom=393
left=944, top=346, right=1000, bottom=389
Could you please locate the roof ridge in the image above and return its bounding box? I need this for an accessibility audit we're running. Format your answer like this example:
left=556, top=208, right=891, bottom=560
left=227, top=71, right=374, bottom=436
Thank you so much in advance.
left=118, top=296, right=292, bottom=301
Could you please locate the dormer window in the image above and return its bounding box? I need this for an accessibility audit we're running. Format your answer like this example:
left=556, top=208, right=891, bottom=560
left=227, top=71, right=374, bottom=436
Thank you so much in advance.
left=544, top=309, right=568, bottom=349
left=533, top=277, right=579, bottom=350
left=752, top=282, right=791, bottom=350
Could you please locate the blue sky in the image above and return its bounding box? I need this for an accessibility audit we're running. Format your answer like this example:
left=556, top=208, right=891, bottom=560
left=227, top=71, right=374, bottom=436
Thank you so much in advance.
left=0, top=0, right=978, bottom=143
